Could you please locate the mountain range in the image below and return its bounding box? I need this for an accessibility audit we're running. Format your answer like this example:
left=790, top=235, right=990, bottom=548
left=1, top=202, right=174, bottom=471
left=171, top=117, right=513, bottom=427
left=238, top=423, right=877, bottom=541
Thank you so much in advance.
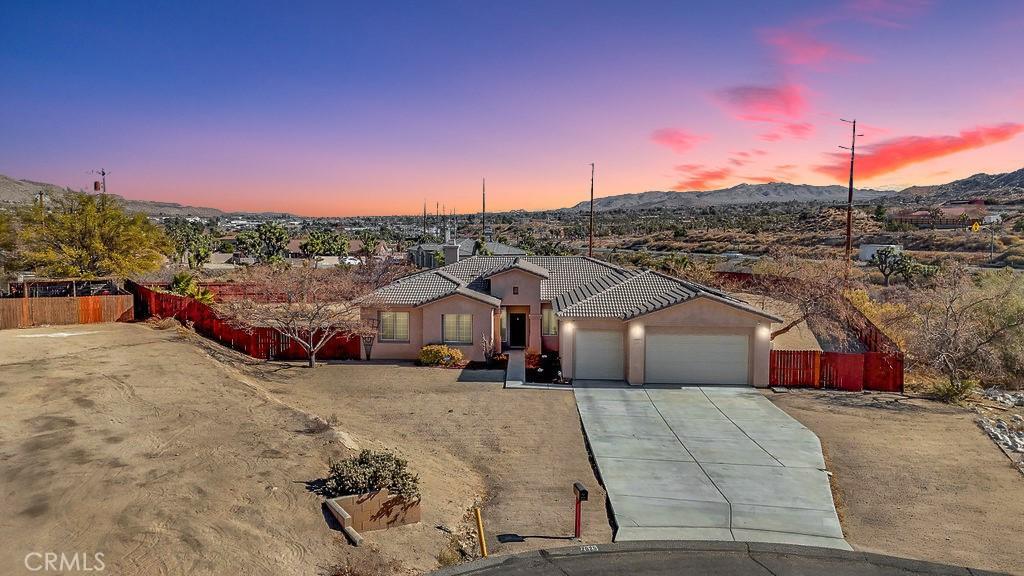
left=3, top=167, right=1023, bottom=217
left=569, top=167, right=1024, bottom=212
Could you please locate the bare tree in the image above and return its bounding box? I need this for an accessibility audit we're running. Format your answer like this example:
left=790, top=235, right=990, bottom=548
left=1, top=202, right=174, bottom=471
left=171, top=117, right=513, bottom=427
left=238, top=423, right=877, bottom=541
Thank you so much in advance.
left=752, top=253, right=862, bottom=347
left=895, top=263, right=1024, bottom=401
left=216, top=263, right=409, bottom=367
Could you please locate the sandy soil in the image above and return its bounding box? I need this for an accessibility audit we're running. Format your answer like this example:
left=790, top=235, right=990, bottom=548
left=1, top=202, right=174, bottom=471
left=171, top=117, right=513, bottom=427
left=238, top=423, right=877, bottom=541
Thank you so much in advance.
left=0, top=323, right=610, bottom=575
left=242, top=359, right=613, bottom=563
left=769, top=389, right=1024, bottom=575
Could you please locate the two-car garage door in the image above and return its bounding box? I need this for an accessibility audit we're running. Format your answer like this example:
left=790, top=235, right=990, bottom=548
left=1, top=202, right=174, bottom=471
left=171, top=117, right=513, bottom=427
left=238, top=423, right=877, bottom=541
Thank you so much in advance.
left=645, top=331, right=749, bottom=385
left=573, top=328, right=750, bottom=385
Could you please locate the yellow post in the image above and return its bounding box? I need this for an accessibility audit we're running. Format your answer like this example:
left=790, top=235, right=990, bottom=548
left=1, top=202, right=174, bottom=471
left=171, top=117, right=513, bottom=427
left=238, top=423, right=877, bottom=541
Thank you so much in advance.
left=474, top=507, right=488, bottom=558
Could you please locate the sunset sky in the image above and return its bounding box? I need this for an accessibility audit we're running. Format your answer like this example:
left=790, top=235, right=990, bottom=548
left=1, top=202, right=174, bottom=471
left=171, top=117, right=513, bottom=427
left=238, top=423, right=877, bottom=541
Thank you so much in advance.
left=2, top=1, right=1023, bottom=216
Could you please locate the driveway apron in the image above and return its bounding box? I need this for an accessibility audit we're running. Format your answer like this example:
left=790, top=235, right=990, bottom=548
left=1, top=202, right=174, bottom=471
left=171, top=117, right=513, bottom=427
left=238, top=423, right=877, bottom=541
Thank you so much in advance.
left=573, top=382, right=850, bottom=550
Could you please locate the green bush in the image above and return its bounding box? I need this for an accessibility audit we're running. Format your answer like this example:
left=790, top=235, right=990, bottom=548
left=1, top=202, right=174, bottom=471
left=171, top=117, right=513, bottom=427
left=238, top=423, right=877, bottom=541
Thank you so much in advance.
left=323, top=450, right=420, bottom=500
left=418, top=344, right=464, bottom=367
left=168, top=271, right=215, bottom=304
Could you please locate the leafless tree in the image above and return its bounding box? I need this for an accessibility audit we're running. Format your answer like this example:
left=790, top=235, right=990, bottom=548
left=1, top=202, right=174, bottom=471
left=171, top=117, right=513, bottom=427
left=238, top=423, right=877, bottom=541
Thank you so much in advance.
left=752, top=253, right=863, bottom=348
left=894, top=263, right=1024, bottom=400
left=216, top=262, right=410, bottom=367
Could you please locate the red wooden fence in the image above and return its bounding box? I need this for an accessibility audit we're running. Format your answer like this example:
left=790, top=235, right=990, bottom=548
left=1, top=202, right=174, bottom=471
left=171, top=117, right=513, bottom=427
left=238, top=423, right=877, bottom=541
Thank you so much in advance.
left=126, top=280, right=361, bottom=361
left=770, top=349, right=903, bottom=392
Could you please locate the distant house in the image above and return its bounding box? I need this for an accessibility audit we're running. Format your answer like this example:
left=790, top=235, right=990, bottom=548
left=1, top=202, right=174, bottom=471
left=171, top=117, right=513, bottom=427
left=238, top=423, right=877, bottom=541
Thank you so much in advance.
left=361, top=255, right=782, bottom=386
left=889, top=200, right=988, bottom=229
left=858, top=244, right=902, bottom=262
left=407, top=238, right=526, bottom=268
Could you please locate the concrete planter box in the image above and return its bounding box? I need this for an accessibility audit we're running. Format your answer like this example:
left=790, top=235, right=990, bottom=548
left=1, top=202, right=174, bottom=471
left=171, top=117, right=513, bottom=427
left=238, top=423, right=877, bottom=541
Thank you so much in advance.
left=326, top=489, right=421, bottom=546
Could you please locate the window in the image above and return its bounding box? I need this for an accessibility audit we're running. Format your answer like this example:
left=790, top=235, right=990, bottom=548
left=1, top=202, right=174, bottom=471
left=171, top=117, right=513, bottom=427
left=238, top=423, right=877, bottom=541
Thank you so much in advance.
left=442, top=314, right=473, bottom=345
left=500, top=309, right=508, bottom=342
left=542, top=308, right=558, bottom=336
left=378, top=311, right=409, bottom=342
left=513, top=286, right=519, bottom=295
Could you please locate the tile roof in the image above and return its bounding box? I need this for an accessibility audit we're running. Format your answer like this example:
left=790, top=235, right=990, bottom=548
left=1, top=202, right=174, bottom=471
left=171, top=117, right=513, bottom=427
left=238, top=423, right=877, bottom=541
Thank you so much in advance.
left=557, top=269, right=782, bottom=321
left=368, top=255, right=779, bottom=322
left=483, top=257, right=550, bottom=279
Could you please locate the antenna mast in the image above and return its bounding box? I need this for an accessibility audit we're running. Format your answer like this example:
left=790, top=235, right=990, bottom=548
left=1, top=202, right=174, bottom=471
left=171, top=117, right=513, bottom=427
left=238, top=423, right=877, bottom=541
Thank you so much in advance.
left=588, top=163, right=595, bottom=258
left=90, top=168, right=109, bottom=193
left=482, top=178, right=487, bottom=242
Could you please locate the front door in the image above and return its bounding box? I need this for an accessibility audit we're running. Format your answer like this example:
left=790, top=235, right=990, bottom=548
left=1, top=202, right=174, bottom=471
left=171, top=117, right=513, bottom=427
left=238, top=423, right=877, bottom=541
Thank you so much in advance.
left=509, top=313, right=527, bottom=348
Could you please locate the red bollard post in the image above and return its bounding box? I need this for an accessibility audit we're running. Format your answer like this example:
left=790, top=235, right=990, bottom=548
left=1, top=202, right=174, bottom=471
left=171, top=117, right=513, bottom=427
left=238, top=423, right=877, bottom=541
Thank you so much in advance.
left=572, top=482, right=588, bottom=539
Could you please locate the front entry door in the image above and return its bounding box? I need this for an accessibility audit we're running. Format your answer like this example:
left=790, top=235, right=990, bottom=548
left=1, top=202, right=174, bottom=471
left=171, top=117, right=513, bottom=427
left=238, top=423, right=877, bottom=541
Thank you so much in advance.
left=509, top=313, right=527, bottom=347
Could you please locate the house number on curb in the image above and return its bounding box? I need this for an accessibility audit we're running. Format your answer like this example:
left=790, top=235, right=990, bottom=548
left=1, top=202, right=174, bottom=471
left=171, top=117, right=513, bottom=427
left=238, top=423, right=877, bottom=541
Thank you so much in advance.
left=579, top=545, right=599, bottom=553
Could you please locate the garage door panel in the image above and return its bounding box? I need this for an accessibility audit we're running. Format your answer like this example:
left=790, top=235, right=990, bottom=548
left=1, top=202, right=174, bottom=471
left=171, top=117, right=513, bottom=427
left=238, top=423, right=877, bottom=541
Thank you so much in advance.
left=646, top=332, right=749, bottom=385
left=575, top=329, right=624, bottom=380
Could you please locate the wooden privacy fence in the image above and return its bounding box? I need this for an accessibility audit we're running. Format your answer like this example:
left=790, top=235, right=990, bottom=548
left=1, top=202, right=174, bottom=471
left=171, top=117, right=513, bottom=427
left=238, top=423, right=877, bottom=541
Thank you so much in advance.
left=0, top=295, right=134, bottom=329
left=770, top=349, right=903, bottom=392
left=125, top=280, right=361, bottom=361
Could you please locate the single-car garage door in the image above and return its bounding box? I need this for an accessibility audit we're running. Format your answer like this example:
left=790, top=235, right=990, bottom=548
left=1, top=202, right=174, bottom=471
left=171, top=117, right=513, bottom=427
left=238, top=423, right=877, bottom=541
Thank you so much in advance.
left=645, top=331, right=749, bottom=385
left=575, top=329, right=624, bottom=380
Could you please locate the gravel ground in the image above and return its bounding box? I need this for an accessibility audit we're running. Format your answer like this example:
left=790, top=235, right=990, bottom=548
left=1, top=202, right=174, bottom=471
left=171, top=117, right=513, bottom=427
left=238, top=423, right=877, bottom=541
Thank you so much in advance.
left=769, top=389, right=1024, bottom=575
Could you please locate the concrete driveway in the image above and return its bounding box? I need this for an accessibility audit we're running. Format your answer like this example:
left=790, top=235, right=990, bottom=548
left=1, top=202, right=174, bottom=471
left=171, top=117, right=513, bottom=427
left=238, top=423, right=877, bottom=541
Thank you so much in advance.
left=574, top=382, right=850, bottom=550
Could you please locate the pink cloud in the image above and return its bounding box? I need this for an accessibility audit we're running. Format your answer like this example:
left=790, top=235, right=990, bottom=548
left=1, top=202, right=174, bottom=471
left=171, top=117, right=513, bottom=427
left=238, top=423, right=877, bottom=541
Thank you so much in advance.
left=651, top=128, right=706, bottom=153
left=783, top=122, right=814, bottom=138
left=673, top=165, right=734, bottom=191
left=814, top=122, right=1024, bottom=180
left=760, top=29, right=866, bottom=68
left=716, top=83, right=808, bottom=122
left=759, top=132, right=783, bottom=142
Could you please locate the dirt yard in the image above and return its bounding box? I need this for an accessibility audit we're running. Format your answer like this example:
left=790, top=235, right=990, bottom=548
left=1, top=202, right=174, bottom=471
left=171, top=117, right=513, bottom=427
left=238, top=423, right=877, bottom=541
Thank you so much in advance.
left=770, top=389, right=1024, bottom=575
left=0, top=323, right=609, bottom=575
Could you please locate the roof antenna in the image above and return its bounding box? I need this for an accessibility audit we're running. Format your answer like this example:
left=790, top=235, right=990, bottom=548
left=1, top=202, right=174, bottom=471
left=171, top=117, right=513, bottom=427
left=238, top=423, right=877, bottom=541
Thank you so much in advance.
left=482, top=178, right=487, bottom=242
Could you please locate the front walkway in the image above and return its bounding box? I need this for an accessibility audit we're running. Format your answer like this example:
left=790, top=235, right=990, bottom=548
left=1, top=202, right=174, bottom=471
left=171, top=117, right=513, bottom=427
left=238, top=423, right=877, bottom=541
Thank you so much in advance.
left=574, top=382, right=849, bottom=550
left=504, top=349, right=526, bottom=387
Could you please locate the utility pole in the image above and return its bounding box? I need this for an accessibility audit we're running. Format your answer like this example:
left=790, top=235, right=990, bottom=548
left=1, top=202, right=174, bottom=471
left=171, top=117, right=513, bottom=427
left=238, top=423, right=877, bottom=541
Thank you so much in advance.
left=481, top=178, right=487, bottom=242
left=588, top=163, right=595, bottom=258
left=422, top=200, right=427, bottom=236
left=839, top=120, right=863, bottom=263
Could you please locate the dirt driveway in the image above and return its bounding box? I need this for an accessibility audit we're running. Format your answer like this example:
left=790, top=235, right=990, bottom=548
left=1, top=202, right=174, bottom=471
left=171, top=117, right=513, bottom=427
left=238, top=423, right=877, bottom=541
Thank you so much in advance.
left=0, top=323, right=609, bottom=575
left=770, top=390, right=1024, bottom=575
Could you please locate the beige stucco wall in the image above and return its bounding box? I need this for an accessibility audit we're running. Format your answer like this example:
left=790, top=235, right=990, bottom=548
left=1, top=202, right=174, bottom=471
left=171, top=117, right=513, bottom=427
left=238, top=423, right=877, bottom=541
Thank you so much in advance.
left=419, top=295, right=497, bottom=362
left=560, top=297, right=774, bottom=387
left=490, top=270, right=544, bottom=353
left=361, top=305, right=423, bottom=360
left=362, top=295, right=497, bottom=362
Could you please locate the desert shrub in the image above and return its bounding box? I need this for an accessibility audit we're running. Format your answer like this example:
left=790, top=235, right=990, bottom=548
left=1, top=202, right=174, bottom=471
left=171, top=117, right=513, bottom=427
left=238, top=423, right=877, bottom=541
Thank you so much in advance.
left=323, top=449, right=420, bottom=500
left=418, top=344, right=464, bottom=367
left=435, top=534, right=464, bottom=567
left=932, top=378, right=978, bottom=403
left=321, top=555, right=402, bottom=576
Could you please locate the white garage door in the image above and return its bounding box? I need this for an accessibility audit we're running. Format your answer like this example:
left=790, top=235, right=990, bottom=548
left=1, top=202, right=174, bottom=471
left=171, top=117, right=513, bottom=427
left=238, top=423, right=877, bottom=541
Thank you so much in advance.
left=575, top=329, right=624, bottom=380
left=645, top=332, right=749, bottom=385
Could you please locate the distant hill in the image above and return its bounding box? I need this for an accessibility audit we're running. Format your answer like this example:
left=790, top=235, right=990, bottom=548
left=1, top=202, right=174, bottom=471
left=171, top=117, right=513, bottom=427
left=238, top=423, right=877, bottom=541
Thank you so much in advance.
left=900, top=168, right=1024, bottom=201
left=0, top=174, right=228, bottom=217
left=568, top=168, right=1024, bottom=212
left=568, top=182, right=893, bottom=212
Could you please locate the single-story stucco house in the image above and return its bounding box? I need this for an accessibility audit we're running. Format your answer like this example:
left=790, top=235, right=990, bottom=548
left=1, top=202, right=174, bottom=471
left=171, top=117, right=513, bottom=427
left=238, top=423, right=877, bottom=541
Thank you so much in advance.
left=361, top=255, right=782, bottom=387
